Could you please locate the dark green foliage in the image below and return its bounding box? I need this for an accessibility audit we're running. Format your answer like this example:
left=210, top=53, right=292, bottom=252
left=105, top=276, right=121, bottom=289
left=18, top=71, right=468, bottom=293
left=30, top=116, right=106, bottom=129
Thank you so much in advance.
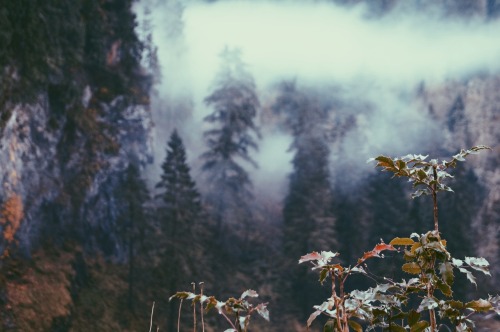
left=277, top=82, right=337, bottom=319
left=115, top=164, right=151, bottom=313
left=201, top=47, right=260, bottom=253
left=155, top=129, right=204, bottom=331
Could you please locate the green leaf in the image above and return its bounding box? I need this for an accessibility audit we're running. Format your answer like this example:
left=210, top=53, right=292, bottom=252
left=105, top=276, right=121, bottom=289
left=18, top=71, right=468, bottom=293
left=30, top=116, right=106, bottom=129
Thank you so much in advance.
left=396, top=159, right=406, bottom=170
left=439, top=262, right=454, bottom=286
left=323, top=319, right=335, bottom=332
left=374, top=156, right=395, bottom=168
left=465, top=299, right=493, bottom=312
left=448, top=300, right=464, bottom=309
left=437, top=278, right=453, bottom=297
left=408, top=310, right=420, bottom=326
left=417, top=169, right=427, bottom=181
left=348, top=320, right=363, bottom=332
left=388, top=323, right=407, bottom=332
left=402, top=262, right=421, bottom=274
left=319, top=268, right=328, bottom=284
left=390, top=237, right=416, bottom=246
left=410, top=320, right=430, bottom=332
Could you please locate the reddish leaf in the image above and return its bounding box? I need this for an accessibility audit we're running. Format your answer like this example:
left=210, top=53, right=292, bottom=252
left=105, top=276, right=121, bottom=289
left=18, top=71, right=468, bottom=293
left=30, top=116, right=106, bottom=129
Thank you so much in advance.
left=299, top=251, right=322, bottom=264
left=372, top=243, right=397, bottom=254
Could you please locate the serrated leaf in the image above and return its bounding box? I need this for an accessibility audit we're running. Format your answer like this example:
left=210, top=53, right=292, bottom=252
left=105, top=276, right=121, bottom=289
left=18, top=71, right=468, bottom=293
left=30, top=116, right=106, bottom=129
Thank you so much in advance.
left=350, top=266, right=367, bottom=274
left=348, top=320, right=363, bottom=332
left=464, top=257, right=491, bottom=276
left=256, top=303, right=270, bottom=321
left=465, top=299, right=493, bottom=312
left=412, top=189, right=430, bottom=198
left=299, top=251, right=322, bottom=264
left=458, top=267, right=476, bottom=286
left=396, top=159, right=406, bottom=170
left=410, top=320, right=430, bottom=332
left=439, top=261, right=454, bottom=286
left=437, top=279, right=453, bottom=297
left=375, top=156, right=395, bottom=168
left=448, top=300, right=465, bottom=309
left=205, top=296, right=218, bottom=311
left=402, top=262, right=421, bottom=274
left=417, top=297, right=438, bottom=312
left=410, top=242, right=421, bottom=254
left=390, top=237, right=416, bottom=246
left=169, top=291, right=194, bottom=301
left=417, top=169, right=427, bottom=181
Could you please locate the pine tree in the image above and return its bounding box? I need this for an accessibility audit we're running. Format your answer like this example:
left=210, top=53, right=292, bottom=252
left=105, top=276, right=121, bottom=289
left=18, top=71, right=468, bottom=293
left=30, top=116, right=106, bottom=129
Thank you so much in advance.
left=116, top=163, right=150, bottom=313
left=155, top=129, right=204, bottom=331
left=277, top=82, right=337, bottom=319
left=200, top=47, right=260, bottom=254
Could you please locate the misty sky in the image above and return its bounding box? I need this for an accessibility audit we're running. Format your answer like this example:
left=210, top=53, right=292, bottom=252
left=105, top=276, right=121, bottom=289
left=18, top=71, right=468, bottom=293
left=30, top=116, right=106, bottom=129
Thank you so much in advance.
left=146, top=0, right=500, bottom=193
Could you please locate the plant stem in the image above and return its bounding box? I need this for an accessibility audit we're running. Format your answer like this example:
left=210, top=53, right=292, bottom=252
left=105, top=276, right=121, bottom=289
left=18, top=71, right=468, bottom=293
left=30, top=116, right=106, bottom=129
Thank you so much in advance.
left=178, top=299, right=183, bottom=332
left=200, top=282, right=205, bottom=332
left=149, top=301, right=155, bottom=332
left=192, top=283, right=196, bottom=332
left=432, top=165, right=439, bottom=233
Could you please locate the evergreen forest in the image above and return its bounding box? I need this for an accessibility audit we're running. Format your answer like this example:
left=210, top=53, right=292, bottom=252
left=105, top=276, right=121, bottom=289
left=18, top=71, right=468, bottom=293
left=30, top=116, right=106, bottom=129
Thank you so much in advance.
left=0, top=0, right=499, bottom=331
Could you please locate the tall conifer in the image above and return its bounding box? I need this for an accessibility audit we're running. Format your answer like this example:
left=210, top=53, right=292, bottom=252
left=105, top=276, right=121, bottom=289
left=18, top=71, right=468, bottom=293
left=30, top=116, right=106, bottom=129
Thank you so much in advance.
left=200, top=47, right=260, bottom=254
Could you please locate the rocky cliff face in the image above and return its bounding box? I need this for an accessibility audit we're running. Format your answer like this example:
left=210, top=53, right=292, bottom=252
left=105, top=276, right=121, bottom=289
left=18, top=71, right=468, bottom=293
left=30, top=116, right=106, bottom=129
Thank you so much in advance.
left=418, top=76, right=500, bottom=288
left=0, top=0, right=153, bottom=258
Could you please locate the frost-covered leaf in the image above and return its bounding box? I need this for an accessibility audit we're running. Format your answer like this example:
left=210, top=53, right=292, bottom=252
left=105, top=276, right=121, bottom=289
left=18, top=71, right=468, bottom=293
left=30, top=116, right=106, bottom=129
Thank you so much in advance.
left=169, top=291, right=195, bottom=301
left=465, top=299, right=493, bottom=312
left=307, top=310, right=322, bottom=328
left=464, top=257, right=491, bottom=276
left=417, top=297, right=438, bottom=312
left=256, top=303, right=270, bottom=321
left=452, top=258, right=463, bottom=267
left=439, top=262, right=454, bottom=286
left=458, top=267, right=476, bottom=286
left=238, top=315, right=247, bottom=329
left=299, top=251, right=338, bottom=265
left=240, top=289, right=258, bottom=299
left=350, top=266, right=367, bottom=274
left=412, top=189, right=430, bottom=199
left=299, top=252, right=322, bottom=264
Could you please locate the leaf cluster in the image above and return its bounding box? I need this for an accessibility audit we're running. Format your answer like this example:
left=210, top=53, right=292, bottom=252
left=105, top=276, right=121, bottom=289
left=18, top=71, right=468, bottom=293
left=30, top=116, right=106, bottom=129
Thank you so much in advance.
left=300, top=147, right=498, bottom=331
left=368, top=146, right=490, bottom=198
left=170, top=287, right=269, bottom=332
